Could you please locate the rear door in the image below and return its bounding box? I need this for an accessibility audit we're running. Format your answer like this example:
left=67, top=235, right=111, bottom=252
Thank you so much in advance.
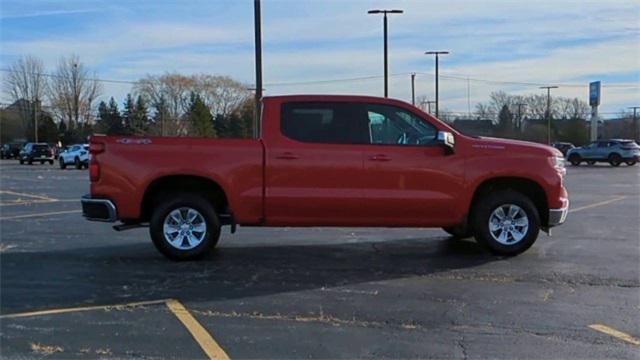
left=358, top=103, right=464, bottom=226
left=264, top=101, right=370, bottom=226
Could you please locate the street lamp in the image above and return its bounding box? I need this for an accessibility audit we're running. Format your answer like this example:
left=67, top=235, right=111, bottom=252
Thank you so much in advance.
left=425, top=51, right=449, bottom=118
left=254, top=0, right=263, bottom=138
left=540, top=86, right=558, bottom=145
left=368, top=9, right=403, bottom=98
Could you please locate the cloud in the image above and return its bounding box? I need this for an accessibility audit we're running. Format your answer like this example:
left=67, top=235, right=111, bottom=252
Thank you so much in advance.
left=1, top=0, right=638, bottom=115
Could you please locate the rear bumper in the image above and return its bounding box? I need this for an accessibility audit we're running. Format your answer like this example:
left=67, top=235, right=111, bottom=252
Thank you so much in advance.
left=81, top=195, right=117, bottom=222
left=548, top=201, right=569, bottom=227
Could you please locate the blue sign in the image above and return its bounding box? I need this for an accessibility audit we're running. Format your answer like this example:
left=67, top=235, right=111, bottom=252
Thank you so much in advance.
left=589, top=81, right=601, bottom=106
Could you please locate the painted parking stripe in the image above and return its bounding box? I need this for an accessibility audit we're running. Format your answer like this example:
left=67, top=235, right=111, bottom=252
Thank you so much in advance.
left=589, top=324, right=640, bottom=346
left=0, top=210, right=81, bottom=220
left=0, top=199, right=79, bottom=207
left=569, top=196, right=627, bottom=213
left=166, top=299, right=230, bottom=360
left=0, top=190, right=57, bottom=201
left=0, top=299, right=170, bottom=319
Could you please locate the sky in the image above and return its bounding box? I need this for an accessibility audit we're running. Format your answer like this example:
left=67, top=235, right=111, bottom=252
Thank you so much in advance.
left=1, top=0, right=639, bottom=117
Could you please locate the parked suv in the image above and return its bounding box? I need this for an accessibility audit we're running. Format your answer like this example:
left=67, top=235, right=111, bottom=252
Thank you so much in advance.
left=551, top=142, right=575, bottom=156
left=59, top=144, right=90, bottom=169
left=18, top=143, right=54, bottom=165
left=1, top=143, right=23, bottom=159
left=567, top=139, right=640, bottom=166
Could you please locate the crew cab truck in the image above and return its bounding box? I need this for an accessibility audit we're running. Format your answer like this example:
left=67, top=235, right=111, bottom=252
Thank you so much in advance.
left=82, top=95, right=568, bottom=260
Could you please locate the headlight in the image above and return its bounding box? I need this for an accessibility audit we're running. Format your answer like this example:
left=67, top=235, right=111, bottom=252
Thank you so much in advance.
left=550, top=155, right=566, bottom=175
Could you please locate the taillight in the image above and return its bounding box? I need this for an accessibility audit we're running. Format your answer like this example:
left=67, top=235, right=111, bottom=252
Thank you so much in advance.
left=90, top=162, right=100, bottom=182
left=90, top=142, right=105, bottom=154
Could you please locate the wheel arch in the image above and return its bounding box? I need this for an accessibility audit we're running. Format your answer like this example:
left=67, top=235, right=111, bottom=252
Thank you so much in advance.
left=140, top=175, right=230, bottom=223
left=469, top=176, right=549, bottom=227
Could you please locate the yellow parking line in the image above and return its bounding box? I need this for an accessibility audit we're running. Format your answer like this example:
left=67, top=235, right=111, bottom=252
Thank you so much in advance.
left=0, top=299, right=170, bottom=319
left=589, top=324, right=640, bottom=346
left=0, top=199, right=78, bottom=207
left=166, top=299, right=230, bottom=360
left=0, top=210, right=81, bottom=220
left=0, top=190, right=57, bottom=201
left=569, top=196, right=627, bottom=213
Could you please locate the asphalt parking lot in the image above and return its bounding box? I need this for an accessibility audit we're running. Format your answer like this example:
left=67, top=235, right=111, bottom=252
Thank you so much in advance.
left=0, top=159, right=638, bottom=359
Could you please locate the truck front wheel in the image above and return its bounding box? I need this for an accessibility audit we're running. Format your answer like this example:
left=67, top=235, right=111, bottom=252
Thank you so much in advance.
left=442, top=225, right=473, bottom=239
left=471, top=190, right=540, bottom=256
left=150, top=193, right=221, bottom=261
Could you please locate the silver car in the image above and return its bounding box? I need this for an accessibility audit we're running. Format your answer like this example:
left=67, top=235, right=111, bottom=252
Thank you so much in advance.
left=567, top=139, right=640, bottom=167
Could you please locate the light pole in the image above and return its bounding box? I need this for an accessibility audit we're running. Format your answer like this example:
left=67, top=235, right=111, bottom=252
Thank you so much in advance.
left=368, top=9, right=403, bottom=98
left=425, top=51, right=449, bottom=118
left=630, top=106, right=640, bottom=141
left=540, top=86, right=558, bottom=145
left=411, top=73, right=416, bottom=105
left=254, top=0, right=263, bottom=138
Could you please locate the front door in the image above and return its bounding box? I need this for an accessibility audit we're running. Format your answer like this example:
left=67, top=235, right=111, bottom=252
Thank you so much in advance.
left=359, top=103, right=464, bottom=226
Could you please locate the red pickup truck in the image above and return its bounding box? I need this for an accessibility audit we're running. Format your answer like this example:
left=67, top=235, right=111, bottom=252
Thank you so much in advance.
left=82, top=95, right=568, bottom=260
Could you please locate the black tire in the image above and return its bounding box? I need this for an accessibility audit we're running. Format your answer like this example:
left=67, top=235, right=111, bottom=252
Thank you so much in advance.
left=625, top=160, right=636, bottom=166
left=471, top=190, right=540, bottom=256
left=49, top=160, right=54, bottom=165
left=586, top=160, right=596, bottom=165
left=27, top=158, right=32, bottom=165
left=149, top=193, right=221, bottom=261
left=59, top=158, right=66, bottom=169
left=568, top=154, right=581, bottom=166
left=74, top=157, right=81, bottom=169
left=609, top=153, right=622, bottom=167
left=442, top=225, right=473, bottom=239
left=40, top=160, right=44, bottom=164
left=19, top=159, right=24, bottom=165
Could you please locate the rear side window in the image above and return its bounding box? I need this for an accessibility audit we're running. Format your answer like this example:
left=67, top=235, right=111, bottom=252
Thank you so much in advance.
left=281, top=102, right=369, bottom=144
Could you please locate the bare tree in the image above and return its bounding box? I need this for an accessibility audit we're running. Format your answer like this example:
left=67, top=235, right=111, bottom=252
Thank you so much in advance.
left=3, top=55, right=47, bottom=135
left=135, top=73, right=195, bottom=135
left=558, top=98, right=589, bottom=119
left=193, top=74, right=250, bottom=118
left=48, top=55, right=101, bottom=127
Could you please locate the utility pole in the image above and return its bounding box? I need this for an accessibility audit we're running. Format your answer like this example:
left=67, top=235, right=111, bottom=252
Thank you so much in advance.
left=540, top=86, right=558, bottom=145
left=253, top=0, right=263, bottom=138
left=368, top=9, right=403, bottom=98
left=420, top=100, right=435, bottom=114
left=630, top=106, right=640, bottom=141
left=34, top=98, right=39, bottom=142
left=411, top=73, right=416, bottom=105
left=425, top=51, right=449, bottom=118
left=515, top=103, right=527, bottom=132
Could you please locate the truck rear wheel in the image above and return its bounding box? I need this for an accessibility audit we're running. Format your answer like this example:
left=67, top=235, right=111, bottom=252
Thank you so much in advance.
left=150, top=193, right=221, bottom=261
left=471, top=190, right=540, bottom=256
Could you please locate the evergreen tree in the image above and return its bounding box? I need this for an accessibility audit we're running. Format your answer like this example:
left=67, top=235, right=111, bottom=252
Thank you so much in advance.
left=187, top=93, right=215, bottom=137
left=130, top=95, right=149, bottom=135
left=122, top=94, right=136, bottom=134
left=227, top=111, right=247, bottom=138
left=213, top=113, right=228, bottom=137
left=152, top=96, right=170, bottom=136
left=497, top=105, right=514, bottom=137
left=96, top=97, right=123, bottom=135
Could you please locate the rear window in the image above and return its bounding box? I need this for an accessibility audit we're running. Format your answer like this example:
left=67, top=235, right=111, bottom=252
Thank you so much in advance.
left=33, top=145, right=49, bottom=151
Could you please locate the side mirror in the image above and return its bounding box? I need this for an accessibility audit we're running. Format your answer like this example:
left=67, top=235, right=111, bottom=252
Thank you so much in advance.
left=437, top=131, right=455, bottom=155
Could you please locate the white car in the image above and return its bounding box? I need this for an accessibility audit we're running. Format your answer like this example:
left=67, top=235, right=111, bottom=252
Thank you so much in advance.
left=59, top=144, right=90, bottom=169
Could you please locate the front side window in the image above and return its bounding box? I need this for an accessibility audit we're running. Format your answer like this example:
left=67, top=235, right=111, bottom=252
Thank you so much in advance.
left=281, top=102, right=369, bottom=144
left=367, top=104, right=437, bottom=146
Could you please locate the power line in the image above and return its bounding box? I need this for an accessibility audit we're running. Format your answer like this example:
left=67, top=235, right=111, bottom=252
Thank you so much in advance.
left=2, top=67, right=637, bottom=89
